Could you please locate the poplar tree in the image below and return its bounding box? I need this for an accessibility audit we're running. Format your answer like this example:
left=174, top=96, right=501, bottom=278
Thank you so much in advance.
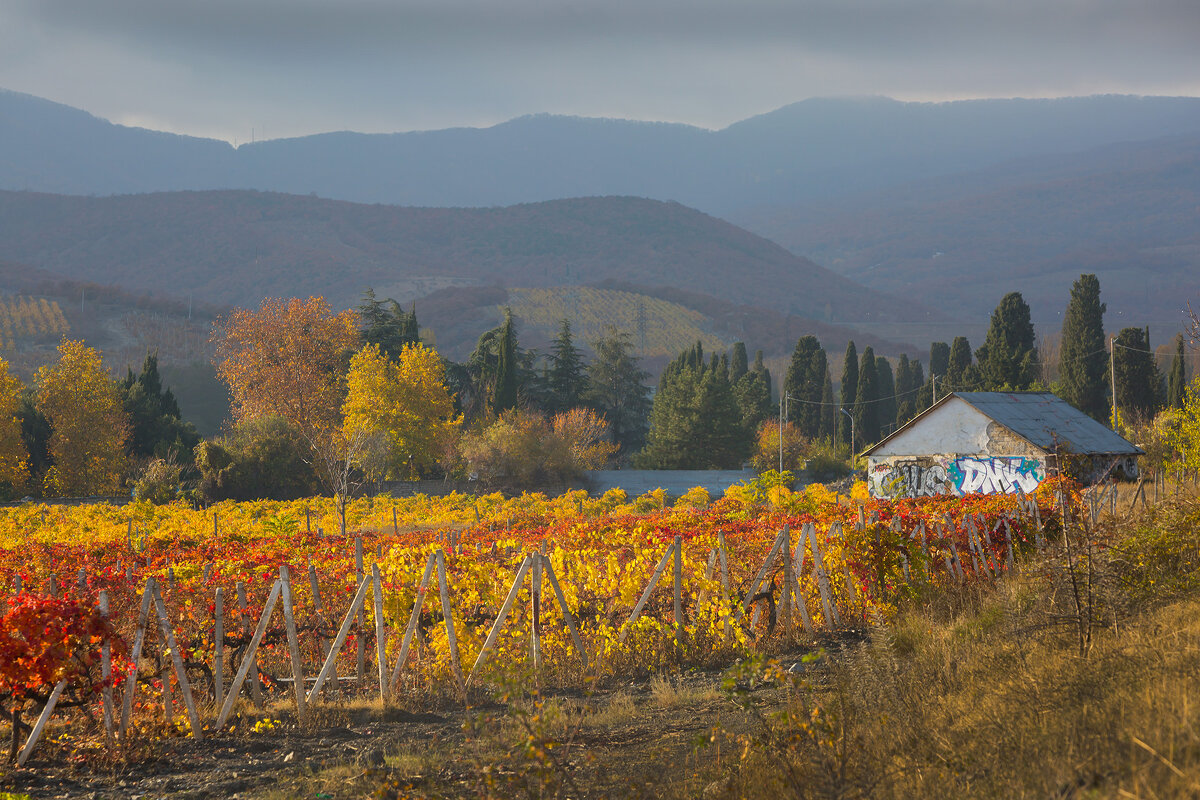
left=1168, top=334, right=1187, bottom=410
left=1058, top=274, right=1108, bottom=420
left=853, top=346, right=880, bottom=448
left=977, top=292, right=1039, bottom=390
left=839, top=341, right=858, bottom=446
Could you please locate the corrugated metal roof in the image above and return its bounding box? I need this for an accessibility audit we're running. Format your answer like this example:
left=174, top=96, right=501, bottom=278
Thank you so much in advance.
left=954, top=392, right=1143, bottom=455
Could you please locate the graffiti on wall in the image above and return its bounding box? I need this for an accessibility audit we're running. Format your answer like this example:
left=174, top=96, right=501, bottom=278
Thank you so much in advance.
left=873, top=461, right=952, bottom=498
left=869, top=455, right=1046, bottom=498
left=947, top=456, right=1043, bottom=495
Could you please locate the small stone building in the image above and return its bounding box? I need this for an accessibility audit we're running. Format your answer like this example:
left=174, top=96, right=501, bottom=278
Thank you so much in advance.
left=863, top=391, right=1143, bottom=498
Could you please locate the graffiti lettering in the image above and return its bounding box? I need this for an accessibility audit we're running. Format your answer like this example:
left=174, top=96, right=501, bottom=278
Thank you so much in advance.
left=947, top=457, right=1042, bottom=495
left=875, top=462, right=951, bottom=498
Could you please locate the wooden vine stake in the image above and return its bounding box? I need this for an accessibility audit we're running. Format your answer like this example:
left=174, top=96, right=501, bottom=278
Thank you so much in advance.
left=309, top=565, right=337, bottom=695
left=619, top=541, right=676, bottom=644
left=99, top=590, right=114, bottom=741
left=542, top=554, right=587, bottom=668
left=468, top=555, right=532, bottom=685
left=151, top=583, right=203, bottom=738
left=673, top=534, right=684, bottom=649
left=746, top=529, right=786, bottom=629
left=807, top=524, right=840, bottom=627
left=279, top=566, right=308, bottom=721
left=15, top=680, right=67, bottom=766
left=372, top=563, right=388, bottom=701
left=213, top=587, right=224, bottom=712
left=118, top=580, right=155, bottom=742
left=215, top=580, right=282, bottom=729
left=309, top=575, right=374, bottom=701
left=436, top=550, right=466, bottom=696
left=355, top=537, right=366, bottom=691
left=236, top=582, right=263, bottom=707
left=387, top=553, right=438, bottom=693
left=530, top=551, right=543, bottom=671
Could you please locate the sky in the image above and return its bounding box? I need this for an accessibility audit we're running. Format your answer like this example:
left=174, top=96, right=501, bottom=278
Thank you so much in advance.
left=2, top=0, right=1200, bottom=144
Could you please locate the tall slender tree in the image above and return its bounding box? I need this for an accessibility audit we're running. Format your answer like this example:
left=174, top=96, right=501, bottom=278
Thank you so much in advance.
left=853, top=346, right=880, bottom=448
left=1114, top=327, right=1164, bottom=425
left=875, top=355, right=896, bottom=436
left=976, top=292, right=1039, bottom=390
left=586, top=327, right=651, bottom=455
left=1168, top=333, right=1187, bottom=410
left=734, top=350, right=772, bottom=436
left=894, top=354, right=914, bottom=426
left=493, top=308, right=520, bottom=414
left=839, top=341, right=858, bottom=446
left=547, top=319, right=588, bottom=414
left=784, top=335, right=826, bottom=439
left=730, top=342, right=749, bottom=383
left=820, top=367, right=837, bottom=440
left=947, top=336, right=974, bottom=391
left=1058, top=274, right=1108, bottom=420
left=929, top=342, right=950, bottom=380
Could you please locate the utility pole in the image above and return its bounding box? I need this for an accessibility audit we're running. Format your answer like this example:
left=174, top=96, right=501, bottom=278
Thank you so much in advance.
left=840, top=407, right=855, bottom=466
left=1110, top=333, right=1118, bottom=432
left=931, top=374, right=937, bottom=405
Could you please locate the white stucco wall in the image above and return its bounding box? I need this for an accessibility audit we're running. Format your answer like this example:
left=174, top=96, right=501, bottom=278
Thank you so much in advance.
left=867, top=397, right=1047, bottom=498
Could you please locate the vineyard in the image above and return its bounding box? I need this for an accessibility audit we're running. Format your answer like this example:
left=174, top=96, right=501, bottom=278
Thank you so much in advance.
left=0, top=296, right=69, bottom=352
left=504, top=287, right=729, bottom=357
left=0, top=480, right=1070, bottom=773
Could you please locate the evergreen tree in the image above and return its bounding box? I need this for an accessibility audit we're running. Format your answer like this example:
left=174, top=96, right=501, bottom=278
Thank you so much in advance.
left=929, top=342, right=950, bottom=380
left=638, top=346, right=744, bottom=468
left=853, top=347, right=880, bottom=448
left=493, top=308, right=520, bottom=414
left=783, top=335, right=826, bottom=439
left=358, top=288, right=419, bottom=359
left=876, top=355, right=896, bottom=436
left=895, top=355, right=914, bottom=426
left=547, top=319, right=588, bottom=414
left=1058, top=274, right=1108, bottom=420
left=1168, top=334, right=1187, bottom=410
left=730, top=342, right=749, bottom=383
left=586, top=327, right=651, bottom=455
left=839, top=341, right=858, bottom=446
left=734, top=350, right=772, bottom=436
left=900, top=360, right=926, bottom=424
left=820, top=367, right=837, bottom=440
left=120, top=351, right=200, bottom=462
left=1114, top=327, right=1163, bottom=424
left=947, top=337, right=974, bottom=390
left=977, top=292, right=1039, bottom=390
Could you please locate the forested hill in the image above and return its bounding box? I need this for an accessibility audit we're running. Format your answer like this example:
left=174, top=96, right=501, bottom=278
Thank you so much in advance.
left=0, top=189, right=932, bottom=327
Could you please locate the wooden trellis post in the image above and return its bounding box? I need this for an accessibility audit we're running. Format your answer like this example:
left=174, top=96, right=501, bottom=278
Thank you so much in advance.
left=619, top=541, right=676, bottom=644
left=309, top=575, right=375, bottom=701
left=216, top=580, right=283, bottom=729
left=387, top=553, right=438, bottom=694
left=279, top=565, right=308, bottom=722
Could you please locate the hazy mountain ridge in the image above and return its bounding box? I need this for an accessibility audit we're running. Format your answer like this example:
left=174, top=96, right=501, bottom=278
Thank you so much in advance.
left=0, top=189, right=935, bottom=328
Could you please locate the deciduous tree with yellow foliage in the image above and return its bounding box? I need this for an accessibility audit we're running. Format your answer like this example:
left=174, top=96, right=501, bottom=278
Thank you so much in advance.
left=0, top=357, right=28, bottom=493
left=213, top=296, right=358, bottom=434
left=342, top=343, right=459, bottom=480
left=36, top=339, right=128, bottom=496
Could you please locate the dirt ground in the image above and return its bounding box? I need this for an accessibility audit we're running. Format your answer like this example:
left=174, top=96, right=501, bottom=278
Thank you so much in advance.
left=0, top=647, right=824, bottom=800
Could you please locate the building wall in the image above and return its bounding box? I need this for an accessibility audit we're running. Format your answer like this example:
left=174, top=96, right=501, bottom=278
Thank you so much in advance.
left=867, top=398, right=1047, bottom=498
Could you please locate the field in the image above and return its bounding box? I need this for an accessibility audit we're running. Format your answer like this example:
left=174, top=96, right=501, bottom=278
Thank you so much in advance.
left=5, top=479, right=1196, bottom=798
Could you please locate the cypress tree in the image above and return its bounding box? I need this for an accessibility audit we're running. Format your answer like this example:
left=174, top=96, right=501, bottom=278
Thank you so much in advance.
left=734, top=350, right=772, bottom=435
left=853, top=346, right=880, bottom=447
left=1168, top=334, right=1187, bottom=409
left=784, top=335, right=825, bottom=439
left=639, top=346, right=744, bottom=468
left=585, top=327, right=651, bottom=455
left=1114, top=327, right=1163, bottom=424
left=929, top=342, right=950, bottom=380
left=947, top=337, right=974, bottom=391
left=493, top=308, right=520, bottom=413
left=730, top=342, right=749, bottom=383
left=977, top=292, right=1039, bottom=390
left=895, top=355, right=914, bottom=426
left=547, top=319, right=587, bottom=414
left=1058, top=274, right=1108, bottom=420
left=876, top=355, right=896, bottom=437
left=820, top=367, right=837, bottom=440
left=119, top=351, right=200, bottom=461
left=839, top=341, right=858, bottom=446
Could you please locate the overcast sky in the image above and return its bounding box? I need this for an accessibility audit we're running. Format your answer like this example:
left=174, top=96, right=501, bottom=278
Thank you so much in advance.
left=2, top=0, right=1199, bottom=144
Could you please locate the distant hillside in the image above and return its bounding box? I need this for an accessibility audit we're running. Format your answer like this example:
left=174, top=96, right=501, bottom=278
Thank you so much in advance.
left=0, top=190, right=932, bottom=328
left=733, top=133, right=1200, bottom=331
left=5, top=89, right=1200, bottom=215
